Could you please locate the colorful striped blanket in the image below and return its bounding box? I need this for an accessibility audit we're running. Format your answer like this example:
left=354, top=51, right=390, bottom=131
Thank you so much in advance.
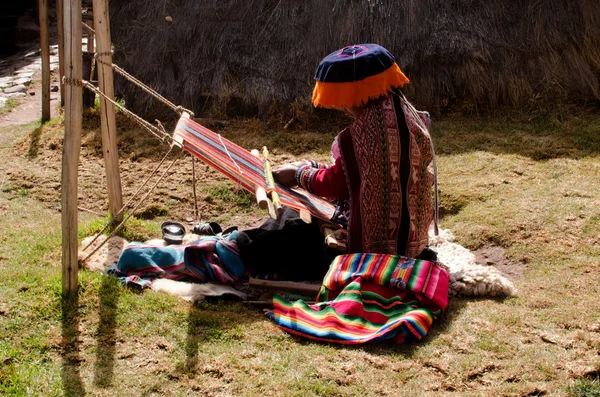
left=266, top=254, right=449, bottom=344
left=108, top=231, right=244, bottom=288
left=173, top=117, right=336, bottom=222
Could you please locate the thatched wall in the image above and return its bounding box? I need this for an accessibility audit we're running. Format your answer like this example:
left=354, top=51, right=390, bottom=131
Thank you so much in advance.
left=110, top=0, right=600, bottom=117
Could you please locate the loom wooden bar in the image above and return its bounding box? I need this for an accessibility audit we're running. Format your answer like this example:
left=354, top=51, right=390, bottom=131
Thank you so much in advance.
left=93, top=0, right=123, bottom=222
left=323, top=226, right=346, bottom=251
left=61, top=0, right=83, bottom=295
left=56, top=0, right=65, bottom=106
left=243, top=300, right=315, bottom=308
left=38, top=0, right=50, bottom=122
left=248, top=278, right=321, bottom=296
left=262, top=146, right=283, bottom=217
left=299, top=209, right=312, bottom=224
left=250, top=149, right=270, bottom=211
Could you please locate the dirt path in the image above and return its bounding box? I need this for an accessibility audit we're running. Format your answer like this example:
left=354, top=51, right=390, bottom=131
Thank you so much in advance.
left=0, top=84, right=61, bottom=129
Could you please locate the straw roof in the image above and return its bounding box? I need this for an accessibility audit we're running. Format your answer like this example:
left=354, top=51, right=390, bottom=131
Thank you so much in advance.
left=110, top=0, right=600, bottom=117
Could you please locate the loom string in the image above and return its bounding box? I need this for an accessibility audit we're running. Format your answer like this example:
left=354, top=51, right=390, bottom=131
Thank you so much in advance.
left=218, top=133, right=244, bottom=192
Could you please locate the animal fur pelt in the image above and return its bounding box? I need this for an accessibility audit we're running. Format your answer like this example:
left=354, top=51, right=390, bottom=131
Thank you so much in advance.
left=79, top=234, right=128, bottom=273
left=150, top=278, right=246, bottom=301
left=430, top=229, right=516, bottom=297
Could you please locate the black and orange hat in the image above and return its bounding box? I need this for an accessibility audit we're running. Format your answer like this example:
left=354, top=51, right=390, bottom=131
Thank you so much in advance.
left=312, top=44, right=409, bottom=109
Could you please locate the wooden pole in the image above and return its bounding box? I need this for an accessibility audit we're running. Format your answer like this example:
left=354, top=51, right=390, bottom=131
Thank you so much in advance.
left=61, top=0, right=83, bottom=295
left=86, top=21, right=94, bottom=53
left=93, top=0, right=123, bottom=223
left=248, top=278, right=321, bottom=297
left=38, top=0, right=50, bottom=122
left=56, top=0, right=65, bottom=106
left=250, top=149, right=273, bottom=215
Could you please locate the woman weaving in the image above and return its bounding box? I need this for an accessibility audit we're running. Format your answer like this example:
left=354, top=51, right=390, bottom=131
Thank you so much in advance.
left=262, top=44, right=447, bottom=344
left=273, top=43, right=438, bottom=260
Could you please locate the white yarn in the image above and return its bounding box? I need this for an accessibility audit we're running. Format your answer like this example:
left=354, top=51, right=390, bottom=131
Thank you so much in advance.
left=429, top=229, right=516, bottom=297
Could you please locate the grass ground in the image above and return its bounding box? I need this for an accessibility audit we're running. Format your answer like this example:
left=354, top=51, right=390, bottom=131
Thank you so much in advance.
left=0, top=104, right=599, bottom=396
left=0, top=98, right=19, bottom=116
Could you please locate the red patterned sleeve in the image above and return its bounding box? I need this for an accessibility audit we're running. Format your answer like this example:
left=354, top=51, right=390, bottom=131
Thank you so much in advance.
left=295, top=156, right=348, bottom=199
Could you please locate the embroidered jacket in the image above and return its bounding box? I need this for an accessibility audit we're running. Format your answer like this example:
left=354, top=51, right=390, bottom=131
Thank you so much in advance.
left=296, top=91, right=436, bottom=257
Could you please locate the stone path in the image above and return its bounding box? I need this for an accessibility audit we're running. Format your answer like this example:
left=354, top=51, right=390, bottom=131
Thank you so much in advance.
left=0, top=45, right=59, bottom=104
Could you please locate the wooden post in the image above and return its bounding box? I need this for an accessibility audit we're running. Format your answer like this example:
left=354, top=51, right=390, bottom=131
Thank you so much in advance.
left=38, top=0, right=50, bottom=122
left=86, top=20, right=94, bottom=53
left=93, top=0, right=123, bottom=222
left=61, top=0, right=83, bottom=295
left=56, top=0, right=65, bottom=106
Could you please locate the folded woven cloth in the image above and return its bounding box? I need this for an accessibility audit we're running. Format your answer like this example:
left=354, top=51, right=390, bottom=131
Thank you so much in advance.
left=108, top=231, right=244, bottom=287
left=266, top=254, right=449, bottom=344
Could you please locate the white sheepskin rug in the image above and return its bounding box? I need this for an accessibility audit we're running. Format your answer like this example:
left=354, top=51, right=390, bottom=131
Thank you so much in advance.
left=78, top=234, right=128, bottom=273
left=150, top=279, right=246, bottom=301
left=429, top=229, right=516, bottom=297
left=79, top=229, right=516, bottom=301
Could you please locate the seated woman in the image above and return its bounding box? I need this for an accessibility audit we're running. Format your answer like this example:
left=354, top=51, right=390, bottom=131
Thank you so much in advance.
left=273, top=43, right=438, bottom=259
left=238, top=43, right=438, bottom=280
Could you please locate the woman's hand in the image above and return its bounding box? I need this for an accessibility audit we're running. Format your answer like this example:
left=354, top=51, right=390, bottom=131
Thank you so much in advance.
left=272, top=161, right=307, bottom=188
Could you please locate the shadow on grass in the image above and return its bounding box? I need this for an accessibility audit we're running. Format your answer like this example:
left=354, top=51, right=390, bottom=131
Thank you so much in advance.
left=282, top=297, right=470, bottom=355
left=93, top=276, right=120, bottom=388
left=27, top=124, right=43, bottom=158
left=61, top=294, right=86, bottom=397
left=181, top=300, right=258, bottom=373
left=184, top=302, right=204, bottom=371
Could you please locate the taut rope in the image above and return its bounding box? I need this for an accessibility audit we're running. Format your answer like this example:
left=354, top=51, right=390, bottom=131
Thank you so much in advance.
left=81, top=145, right=176, bottom=253
left=94, top=51, right=194, bottom=118
left=63, top=52, right=196, bottom=262
left=81, top=151, right=183, bottom=263
left=63, top=77, right=170, bottom=142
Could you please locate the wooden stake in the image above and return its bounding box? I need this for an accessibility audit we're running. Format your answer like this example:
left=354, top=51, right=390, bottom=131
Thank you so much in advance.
left=250, top=149, right=272, bottom=213
left=93, top=0, right=123, bottom=223
left=61, top=0, right=83, bottom=295
left=38, top=0, right=50, bottom=122
left=56, top=0, right=65, bottom=106
left=248, top=278, right=321, bottom=297
left=192, top=156, right=199, bottom=220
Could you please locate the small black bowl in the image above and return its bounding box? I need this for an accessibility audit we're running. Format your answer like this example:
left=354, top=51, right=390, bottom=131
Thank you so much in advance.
left=161, top=221, right=186, bottom=245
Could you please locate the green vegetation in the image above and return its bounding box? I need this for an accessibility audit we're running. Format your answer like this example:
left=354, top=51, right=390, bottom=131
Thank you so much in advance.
left=569, top=378, right=600, bottom=397
left=0, top=97, right=19, bottom=116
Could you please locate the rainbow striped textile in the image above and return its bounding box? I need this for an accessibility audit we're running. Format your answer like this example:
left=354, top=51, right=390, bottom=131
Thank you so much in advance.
left=108, top=232, right=244, bottom=287
left=266, top=254, right=449, bottom=344
left=173, top=117, right=336, bottom=222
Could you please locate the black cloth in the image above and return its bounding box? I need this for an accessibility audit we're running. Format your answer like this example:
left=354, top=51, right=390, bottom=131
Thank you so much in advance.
left=238, top=209, right=337, bottom=281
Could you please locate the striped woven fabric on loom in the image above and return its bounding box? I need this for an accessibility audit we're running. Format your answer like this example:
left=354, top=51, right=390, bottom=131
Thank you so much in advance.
left=265, top=254, right=450, bottom=344
left=173, top=117, right=336, bottom=222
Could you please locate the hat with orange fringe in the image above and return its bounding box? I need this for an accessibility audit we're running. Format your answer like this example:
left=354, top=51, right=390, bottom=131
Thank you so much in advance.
left=312, top=44, right=409, bottom=109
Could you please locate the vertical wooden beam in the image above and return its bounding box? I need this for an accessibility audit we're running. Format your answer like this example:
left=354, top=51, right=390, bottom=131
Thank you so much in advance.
left=93, top=0, right=123, bottom=222
left=39, top=0, right=51, bottom=122
left=86, top=21, right=94, bottom=53
left=56, top=0, right=65, bottom=106
left=61, top=0, right=83, bottom=295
